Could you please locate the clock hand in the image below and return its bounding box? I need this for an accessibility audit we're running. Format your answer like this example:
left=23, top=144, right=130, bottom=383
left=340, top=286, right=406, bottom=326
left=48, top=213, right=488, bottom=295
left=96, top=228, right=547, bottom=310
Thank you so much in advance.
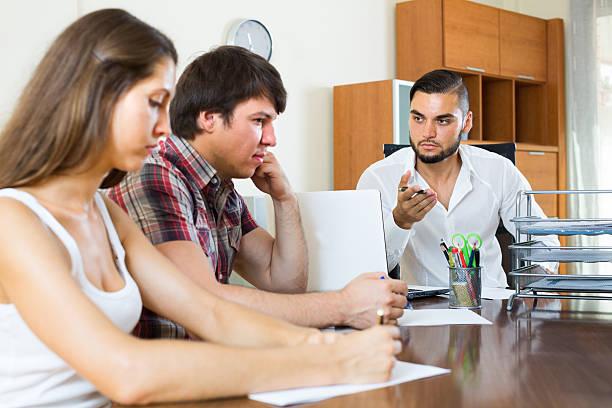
left=247, top=33, right=254, bottom=51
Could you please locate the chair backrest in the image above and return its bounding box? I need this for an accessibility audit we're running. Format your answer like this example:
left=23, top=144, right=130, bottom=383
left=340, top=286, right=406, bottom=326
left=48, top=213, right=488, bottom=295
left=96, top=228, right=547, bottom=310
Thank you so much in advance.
left=382, top=142, right=516, bottom=286
left=383, top=142, right=516, bottom=164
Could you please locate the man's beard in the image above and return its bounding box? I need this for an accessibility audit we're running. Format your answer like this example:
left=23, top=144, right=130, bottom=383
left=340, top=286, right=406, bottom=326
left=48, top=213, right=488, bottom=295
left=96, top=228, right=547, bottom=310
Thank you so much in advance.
left=409, top=132, right=461, bottom=164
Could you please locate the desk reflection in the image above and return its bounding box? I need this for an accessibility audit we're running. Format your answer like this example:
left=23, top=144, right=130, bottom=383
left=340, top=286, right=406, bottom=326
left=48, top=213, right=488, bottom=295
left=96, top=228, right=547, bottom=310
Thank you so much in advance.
left=115, top=297, right=612, bottom=408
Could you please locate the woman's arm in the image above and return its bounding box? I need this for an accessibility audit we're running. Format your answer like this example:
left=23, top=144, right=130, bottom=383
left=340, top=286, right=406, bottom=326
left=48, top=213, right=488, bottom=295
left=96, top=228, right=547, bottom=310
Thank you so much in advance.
left=103, top=196, right=319, bottom=347
left=0, top=198, right=400, bottom=405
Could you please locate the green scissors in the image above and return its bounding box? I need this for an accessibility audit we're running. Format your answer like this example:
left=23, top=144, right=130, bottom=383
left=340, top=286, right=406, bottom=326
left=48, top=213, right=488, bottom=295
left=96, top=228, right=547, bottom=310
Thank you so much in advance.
left=451, top=233, right=482, bottom=262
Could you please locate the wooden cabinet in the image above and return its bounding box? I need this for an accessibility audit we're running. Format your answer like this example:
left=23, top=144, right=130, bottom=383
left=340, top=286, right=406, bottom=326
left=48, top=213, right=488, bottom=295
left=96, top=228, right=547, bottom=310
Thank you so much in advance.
left=397, top=0, right=549, bottom=80
left=443, top=0, right=500, bottom=74
left=333, top=80, right=414, bottom=190
left=515, top=149, right=558, bottom=217
left=500, top=10, right=548, bottom=81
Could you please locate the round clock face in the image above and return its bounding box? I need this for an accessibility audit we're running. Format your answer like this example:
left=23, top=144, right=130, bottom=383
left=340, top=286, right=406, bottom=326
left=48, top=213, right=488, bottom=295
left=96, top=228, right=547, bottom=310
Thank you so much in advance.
left=228, top=19, right=272, bottom=61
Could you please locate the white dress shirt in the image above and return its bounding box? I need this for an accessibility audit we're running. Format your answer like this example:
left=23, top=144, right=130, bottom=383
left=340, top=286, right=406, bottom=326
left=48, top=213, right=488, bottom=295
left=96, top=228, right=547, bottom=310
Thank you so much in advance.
left=357, top=145, right=559, bottom=288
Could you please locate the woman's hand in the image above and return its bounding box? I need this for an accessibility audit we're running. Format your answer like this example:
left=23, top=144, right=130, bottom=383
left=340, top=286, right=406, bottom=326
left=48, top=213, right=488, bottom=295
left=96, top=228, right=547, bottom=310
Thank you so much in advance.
left=331, top=325, right=402, bottom=384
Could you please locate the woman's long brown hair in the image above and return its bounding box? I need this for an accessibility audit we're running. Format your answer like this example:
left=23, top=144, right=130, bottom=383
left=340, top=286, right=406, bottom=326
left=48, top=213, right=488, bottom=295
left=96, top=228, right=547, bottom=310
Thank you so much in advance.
left=0, top=8, right=177, bottom=189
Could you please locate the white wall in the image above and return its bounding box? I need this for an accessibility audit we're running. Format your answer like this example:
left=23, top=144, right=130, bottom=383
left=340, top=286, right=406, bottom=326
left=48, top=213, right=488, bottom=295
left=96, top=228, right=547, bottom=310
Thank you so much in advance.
left=1, top=0, right=396, bottom=196
left=0, top=0, right=77, bottom=126
left=0, top=0, right=568, bottom=196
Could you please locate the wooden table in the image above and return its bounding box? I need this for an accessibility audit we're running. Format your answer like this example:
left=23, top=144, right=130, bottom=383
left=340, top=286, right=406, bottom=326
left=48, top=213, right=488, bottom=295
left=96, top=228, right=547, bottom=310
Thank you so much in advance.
left=117, top=297, right=612, bottom=408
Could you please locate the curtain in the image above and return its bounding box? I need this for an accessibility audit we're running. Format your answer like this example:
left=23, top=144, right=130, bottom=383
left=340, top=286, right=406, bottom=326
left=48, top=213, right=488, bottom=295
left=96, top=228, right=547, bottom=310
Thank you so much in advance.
left=566, top=0, right=612, bottom=309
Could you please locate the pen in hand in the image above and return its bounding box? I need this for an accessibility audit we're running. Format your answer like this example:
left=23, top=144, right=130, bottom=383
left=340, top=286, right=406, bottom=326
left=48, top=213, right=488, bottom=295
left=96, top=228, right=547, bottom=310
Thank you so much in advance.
left=380, top=274, right=413, bottom=311
left=398, top=187, right=426, bottom=199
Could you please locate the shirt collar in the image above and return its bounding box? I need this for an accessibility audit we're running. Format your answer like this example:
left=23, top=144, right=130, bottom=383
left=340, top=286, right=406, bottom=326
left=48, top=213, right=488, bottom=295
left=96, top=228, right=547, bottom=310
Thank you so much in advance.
left=457, top=145, right=479, bottom=179
left=165, top=134, right=232, bottom=191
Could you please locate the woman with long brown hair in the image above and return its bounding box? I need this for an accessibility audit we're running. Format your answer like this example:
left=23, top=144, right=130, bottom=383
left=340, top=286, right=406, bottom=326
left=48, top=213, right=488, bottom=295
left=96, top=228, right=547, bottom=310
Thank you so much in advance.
left=0, top=8, right=400, bottom=407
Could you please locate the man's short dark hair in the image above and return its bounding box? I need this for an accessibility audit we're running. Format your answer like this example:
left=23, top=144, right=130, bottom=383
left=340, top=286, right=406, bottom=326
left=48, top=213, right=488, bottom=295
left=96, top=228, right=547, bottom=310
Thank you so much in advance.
left=409, top=70, right=469, bottom=115
left=170, top=45, right=287, bottom=140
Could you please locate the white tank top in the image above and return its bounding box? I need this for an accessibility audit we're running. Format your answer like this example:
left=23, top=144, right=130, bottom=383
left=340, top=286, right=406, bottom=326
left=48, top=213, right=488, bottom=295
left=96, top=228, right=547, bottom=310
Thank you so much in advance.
left=0, top=188, right=142, bottom=408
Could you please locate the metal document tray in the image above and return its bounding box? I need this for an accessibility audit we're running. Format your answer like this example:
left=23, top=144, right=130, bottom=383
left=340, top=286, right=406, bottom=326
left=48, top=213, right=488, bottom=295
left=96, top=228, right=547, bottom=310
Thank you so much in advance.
left=509, top=241, right=612, bottom=263
left=512, top=217, right=612, bottom=236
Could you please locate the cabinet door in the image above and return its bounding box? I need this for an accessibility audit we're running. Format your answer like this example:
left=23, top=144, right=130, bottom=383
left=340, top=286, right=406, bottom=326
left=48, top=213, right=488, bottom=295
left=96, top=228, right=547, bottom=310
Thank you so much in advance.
left=500, top=10, right=547, bottom=81
left=515, top=151, right=558, bottom=217
left=334, top=81, right=394, bottom=190
left=443, top=0, right=499, bottom=74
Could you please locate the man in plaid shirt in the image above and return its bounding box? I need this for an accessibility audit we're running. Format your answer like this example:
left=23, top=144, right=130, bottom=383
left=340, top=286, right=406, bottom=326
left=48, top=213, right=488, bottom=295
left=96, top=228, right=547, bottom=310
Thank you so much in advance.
left=107, top=46, right=407, bottom=338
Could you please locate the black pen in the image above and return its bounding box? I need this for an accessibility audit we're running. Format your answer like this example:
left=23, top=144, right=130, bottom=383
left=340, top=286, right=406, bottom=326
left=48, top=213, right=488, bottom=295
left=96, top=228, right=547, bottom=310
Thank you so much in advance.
left=440, top=240, right=450, bottom=265
left=398, top=187, right=426, bottom=198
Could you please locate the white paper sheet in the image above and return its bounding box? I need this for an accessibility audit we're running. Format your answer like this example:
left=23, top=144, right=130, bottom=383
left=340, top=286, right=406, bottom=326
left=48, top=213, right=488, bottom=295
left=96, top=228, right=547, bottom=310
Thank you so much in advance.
left=398, top=308, right=492, bottom=326
left=248, top=361, right=450, bottom=406
left=481, top=287, right=515, bottom=299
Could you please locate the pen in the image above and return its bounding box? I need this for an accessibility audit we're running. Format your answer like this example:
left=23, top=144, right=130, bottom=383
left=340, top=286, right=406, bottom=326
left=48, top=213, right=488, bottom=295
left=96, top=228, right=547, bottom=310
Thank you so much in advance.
left=381, top=275, right=413, bottom=310
left=468, top=244, right=476, bottom=267
left=440, top=238, right=449, bottom=252
left=398, top=187, right=426, bottom=199
left=440, top=241, right=451, bottom=265
left=474, top=248, right=480, bottom=267
left=458, top=250, right=467, bottom=268
left=451, top=247, right=461, bottom=268
left=377, top=308, right=385, bottom=325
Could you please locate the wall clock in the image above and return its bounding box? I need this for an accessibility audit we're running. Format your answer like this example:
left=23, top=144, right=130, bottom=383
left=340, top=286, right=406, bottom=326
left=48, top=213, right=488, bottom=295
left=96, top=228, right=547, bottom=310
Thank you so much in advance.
left=227, top=19, right=272, bottom=61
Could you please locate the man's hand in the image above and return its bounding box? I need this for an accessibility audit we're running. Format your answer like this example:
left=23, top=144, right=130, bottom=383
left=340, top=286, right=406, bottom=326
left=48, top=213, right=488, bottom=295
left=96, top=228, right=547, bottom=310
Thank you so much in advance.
left=392, top=170, right=437, bottom=230
left=251, top=151, right=293, bottom=202
left=339, top=272, right=408, bottom=329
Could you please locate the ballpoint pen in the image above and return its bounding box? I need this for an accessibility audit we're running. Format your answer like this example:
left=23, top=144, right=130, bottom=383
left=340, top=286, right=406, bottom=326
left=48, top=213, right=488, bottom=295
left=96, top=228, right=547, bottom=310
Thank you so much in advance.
left=468, top=244, right=476, bottom=267
left=380, top=275, right=413, bottom=310
left=398, top=187, right=426, bottom=199
left=440, top=241, right=451, bottom=265
left=458, top=250, right=467, bottom=268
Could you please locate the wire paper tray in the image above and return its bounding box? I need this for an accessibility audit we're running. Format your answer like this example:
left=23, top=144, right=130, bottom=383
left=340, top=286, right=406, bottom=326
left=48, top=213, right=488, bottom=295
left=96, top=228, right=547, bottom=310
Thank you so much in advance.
left=511, top=217, right=612, bottom=236
left=526, top=276, right=612, bottom=292
left=509, top=241, right=612, bottom=263
left=507, top=265, right=612, bottom=310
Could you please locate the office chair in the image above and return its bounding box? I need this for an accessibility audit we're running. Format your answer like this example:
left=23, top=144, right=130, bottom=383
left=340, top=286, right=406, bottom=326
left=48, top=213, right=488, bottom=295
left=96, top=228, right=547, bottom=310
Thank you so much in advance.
left=382, top=143, right=516, bottom=287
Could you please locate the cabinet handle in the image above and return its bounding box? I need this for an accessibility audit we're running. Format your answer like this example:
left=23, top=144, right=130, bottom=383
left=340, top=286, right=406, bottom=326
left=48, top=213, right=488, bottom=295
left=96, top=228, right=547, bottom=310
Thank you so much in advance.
left=528, top=151, right=545, bottom=156
left=517, top=75, right=535, bottom=80
left=465, top=66, right=485, bottom=73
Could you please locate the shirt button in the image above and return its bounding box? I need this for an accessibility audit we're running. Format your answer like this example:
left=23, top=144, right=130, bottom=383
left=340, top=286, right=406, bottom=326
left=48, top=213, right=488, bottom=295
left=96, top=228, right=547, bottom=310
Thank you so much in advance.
left=211, top=177, right=217, bottom=185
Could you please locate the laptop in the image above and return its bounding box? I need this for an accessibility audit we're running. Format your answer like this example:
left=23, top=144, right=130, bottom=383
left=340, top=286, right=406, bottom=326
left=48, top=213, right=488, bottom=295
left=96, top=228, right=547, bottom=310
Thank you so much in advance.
left=297, top=190, right=448, bottom=300
left=407, top=287, right=449, bottom=299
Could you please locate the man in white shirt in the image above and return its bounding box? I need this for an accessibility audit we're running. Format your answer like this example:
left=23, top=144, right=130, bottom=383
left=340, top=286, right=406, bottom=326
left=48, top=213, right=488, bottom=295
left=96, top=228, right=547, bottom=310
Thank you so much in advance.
left=357, top=70, right=558, bottom=288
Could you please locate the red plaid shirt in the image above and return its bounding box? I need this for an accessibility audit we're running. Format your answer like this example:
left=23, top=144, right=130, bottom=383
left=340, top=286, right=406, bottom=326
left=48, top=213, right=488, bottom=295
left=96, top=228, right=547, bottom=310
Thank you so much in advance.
left=107, top=135, right=258, bottom=339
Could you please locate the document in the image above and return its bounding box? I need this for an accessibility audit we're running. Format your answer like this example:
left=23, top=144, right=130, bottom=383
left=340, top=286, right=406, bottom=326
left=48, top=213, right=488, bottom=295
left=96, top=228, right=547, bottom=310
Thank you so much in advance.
left=398, top=309, right=492, bottom=326
left=481, top=287, right=515, bottom=299
left=248, top=360, right=450, bottom=406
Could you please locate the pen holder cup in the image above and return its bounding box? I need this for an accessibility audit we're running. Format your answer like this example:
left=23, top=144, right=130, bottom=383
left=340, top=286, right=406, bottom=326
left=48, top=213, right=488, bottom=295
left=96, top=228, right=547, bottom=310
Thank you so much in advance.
left=448, top=266, right=482, bottom=309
